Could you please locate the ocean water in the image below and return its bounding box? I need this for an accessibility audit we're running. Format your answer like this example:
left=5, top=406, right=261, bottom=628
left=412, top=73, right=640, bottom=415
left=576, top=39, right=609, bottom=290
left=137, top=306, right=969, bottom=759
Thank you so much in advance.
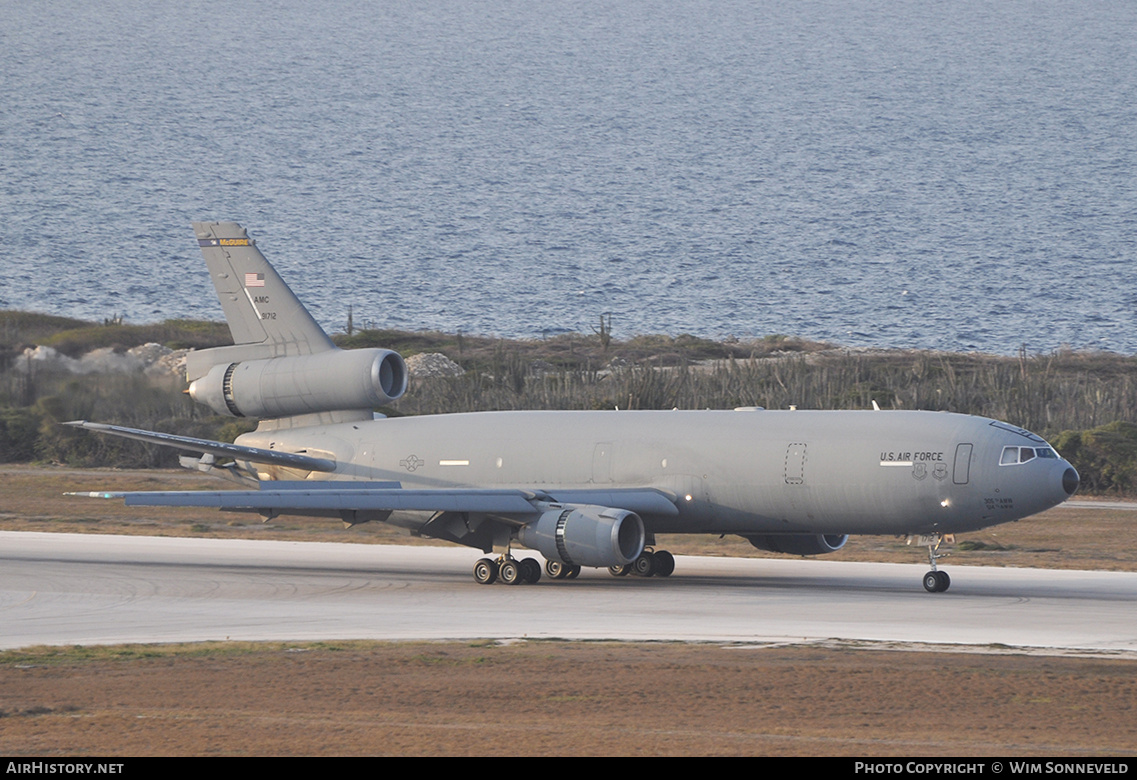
left=1, top=0, right=1134, bottom=355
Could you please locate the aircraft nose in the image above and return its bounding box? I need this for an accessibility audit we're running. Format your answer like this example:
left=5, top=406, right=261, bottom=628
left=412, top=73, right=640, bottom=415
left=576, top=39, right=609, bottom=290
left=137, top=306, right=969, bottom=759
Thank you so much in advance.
left=1062, top=466, right=1080, bottom=496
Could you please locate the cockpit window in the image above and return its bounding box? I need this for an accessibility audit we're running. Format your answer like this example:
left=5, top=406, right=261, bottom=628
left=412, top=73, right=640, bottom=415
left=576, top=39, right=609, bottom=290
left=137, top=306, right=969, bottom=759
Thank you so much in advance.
left=1000, top=446, right=1058, bottom=465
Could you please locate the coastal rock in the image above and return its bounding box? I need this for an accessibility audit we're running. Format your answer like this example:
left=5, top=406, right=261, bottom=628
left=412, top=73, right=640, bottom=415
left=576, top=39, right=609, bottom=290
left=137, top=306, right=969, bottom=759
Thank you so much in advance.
left=15, top=343, right=187, bottom=377
left=405, top=353, right=465, bottom=378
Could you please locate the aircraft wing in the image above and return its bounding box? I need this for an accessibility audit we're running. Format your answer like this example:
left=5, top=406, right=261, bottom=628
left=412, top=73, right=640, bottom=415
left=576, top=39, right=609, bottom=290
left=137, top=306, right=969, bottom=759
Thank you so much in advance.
left=63, top=421, right=679, bottom=517
left=68, top=481, right=680, bottom=517
left=63, top=421, right=337, bottom=473
left=72, top=484, right=539, bottom=514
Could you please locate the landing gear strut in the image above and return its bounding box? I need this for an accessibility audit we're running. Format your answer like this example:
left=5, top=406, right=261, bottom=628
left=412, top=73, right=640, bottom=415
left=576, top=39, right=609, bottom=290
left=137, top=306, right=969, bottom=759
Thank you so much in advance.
left=909, top=534, right=952, bottom=593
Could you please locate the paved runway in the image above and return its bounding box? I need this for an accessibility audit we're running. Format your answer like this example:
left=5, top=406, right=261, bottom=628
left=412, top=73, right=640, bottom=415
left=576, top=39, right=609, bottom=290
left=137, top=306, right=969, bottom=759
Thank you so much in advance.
left=3, top=531, right=1136, bottom=654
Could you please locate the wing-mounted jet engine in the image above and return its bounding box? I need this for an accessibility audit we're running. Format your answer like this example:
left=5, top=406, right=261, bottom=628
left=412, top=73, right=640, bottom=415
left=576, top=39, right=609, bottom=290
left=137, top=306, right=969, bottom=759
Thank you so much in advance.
left=517, top=505, right=646, bottom=569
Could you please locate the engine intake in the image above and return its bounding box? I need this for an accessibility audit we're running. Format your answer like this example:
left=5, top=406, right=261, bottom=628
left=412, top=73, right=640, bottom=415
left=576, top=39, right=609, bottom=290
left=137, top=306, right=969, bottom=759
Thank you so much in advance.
left=188, top=348, right=407, bottom=418
left=743, top=533, right=848, bottom=556
left=517, top=505, right=645, bottom=568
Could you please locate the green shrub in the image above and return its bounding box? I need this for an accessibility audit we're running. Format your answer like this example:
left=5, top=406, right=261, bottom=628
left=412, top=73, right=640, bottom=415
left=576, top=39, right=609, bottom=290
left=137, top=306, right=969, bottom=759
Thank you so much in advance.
left=0, top=407, right=42, bottom=462
left=1053, top=422, right=1137, bottom=495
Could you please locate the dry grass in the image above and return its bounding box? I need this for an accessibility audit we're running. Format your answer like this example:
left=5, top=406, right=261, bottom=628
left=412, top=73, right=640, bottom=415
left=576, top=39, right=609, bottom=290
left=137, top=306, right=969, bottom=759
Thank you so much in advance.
left=2, top=641, right=1135, bottom=756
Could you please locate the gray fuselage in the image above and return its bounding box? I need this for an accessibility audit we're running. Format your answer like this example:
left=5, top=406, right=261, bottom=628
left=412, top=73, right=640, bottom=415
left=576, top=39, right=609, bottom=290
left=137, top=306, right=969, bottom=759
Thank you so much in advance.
left=237, top=408, right=1075, bottom=537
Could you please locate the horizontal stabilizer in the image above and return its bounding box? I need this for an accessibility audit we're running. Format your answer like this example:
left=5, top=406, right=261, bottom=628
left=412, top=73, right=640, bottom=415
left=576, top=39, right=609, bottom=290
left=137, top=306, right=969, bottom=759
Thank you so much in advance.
left=63, top=421, right=337, bottom=473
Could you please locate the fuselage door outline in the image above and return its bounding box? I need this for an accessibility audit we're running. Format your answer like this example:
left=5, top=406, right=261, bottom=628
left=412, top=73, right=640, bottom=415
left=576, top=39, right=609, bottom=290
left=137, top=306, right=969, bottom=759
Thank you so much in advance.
left=953, top=443, right=973, bottom=485
left=785, top=442, right=806, bottom=485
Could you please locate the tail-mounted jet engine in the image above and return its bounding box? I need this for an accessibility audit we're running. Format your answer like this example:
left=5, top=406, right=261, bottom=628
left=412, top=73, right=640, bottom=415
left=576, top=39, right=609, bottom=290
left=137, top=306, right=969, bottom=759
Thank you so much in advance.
left=188, top=348, right=407, bottom=418
left=517, top=505, right=646, bottom=568
left=743, top=533, right=848, bottom=556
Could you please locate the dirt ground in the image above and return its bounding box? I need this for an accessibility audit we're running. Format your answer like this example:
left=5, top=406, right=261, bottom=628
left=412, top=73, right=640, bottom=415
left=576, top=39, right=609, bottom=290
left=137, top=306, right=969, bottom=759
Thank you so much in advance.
left=3, top=465, right=1137, bottom=756
left=2, top=641, right=1136, bottom=757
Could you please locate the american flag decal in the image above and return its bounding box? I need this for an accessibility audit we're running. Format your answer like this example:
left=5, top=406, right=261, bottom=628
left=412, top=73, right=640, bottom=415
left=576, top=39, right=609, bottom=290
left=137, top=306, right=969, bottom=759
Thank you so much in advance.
left=245, top=273, right=265, bottom=287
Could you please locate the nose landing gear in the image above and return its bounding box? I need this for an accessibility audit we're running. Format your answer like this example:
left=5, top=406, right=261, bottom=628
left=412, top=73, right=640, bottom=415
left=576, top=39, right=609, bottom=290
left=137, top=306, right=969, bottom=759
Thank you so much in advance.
left=908, top=534, right=953, bottom=593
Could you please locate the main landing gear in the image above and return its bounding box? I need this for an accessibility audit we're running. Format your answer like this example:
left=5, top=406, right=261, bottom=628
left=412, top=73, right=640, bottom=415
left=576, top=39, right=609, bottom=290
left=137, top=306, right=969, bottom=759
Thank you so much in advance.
left=471, top=548, right=677, bottom=584
left=473, top=555, right=544, bottom=585
left=607, top=549, right=675, bottom=578
left=908, top=534, right=952, bottom=593
left=544, top=560, right=582, bottom=580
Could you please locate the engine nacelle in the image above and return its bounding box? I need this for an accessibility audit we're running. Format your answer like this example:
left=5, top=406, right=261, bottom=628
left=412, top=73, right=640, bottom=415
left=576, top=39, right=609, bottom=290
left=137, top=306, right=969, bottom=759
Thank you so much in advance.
left=743, top=533, right=848, bottom=556
left=188, top=348, right=407, bottom=418
left=517, top=505, right=646, bottom=568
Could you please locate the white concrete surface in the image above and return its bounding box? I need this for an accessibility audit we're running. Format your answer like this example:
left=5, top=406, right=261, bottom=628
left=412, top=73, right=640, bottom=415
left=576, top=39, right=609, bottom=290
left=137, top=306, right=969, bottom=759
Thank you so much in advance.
left=3, top=531, right=1136, bottom=654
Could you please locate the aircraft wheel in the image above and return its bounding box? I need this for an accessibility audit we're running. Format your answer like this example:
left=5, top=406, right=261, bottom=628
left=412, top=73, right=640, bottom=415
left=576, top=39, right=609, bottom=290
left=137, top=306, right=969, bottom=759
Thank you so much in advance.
left=923, top=571, right=950, bottom=593
left=545, top=560, right=569, bottom=579
left=631, top=551, right=656, bottom=577
left=499, top=559, right=522, bottom=585
left=474, top=558, right=498, bottom=585
left=567, top=565, right=582, bottom=579
left=520, top=558, right=542, bottom=584
left=653, top=550, right=675, bottom=577
left=608, top=564, right=631, bottom=577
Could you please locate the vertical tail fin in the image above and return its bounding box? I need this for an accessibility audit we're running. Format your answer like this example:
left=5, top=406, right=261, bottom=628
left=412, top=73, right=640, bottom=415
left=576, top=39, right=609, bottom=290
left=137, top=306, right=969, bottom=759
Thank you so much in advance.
left=186, top=222, right=336, bottom=381
left=192, top=221, right=335, bottom=353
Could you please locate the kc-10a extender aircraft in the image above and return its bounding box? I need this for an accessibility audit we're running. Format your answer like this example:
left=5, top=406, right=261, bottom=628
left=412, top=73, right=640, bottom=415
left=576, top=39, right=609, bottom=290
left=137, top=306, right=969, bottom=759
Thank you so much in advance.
left=68, top=222, right=1080, bottom=592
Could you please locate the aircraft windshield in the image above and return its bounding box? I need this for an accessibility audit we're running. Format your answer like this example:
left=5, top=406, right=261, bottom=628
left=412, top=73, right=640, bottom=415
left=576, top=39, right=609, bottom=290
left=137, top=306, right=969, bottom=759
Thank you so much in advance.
left=1000, top=445, right=1058, bottom=465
